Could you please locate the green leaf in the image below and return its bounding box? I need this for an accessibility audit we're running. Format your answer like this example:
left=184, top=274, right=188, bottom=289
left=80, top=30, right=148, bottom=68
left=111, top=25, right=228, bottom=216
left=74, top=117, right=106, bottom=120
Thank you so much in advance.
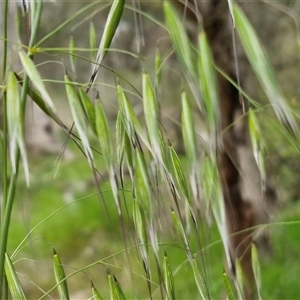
left=6, top=71, right=29, bottom=185
left=19, top=50, right=56, bottom=111
left=248, top=108, right=266, bottom=184
left=142, top=72, right=160, bottom=161
left=78, top=88, right=97, bottom=134
left=191, top=258, right=210, bottom=300
left=89, top=0, right=125, bottom=88
left=233, top=4, right=297, bottom=135
left=181, top=91, right=196, bottom=162
left=5, top=253, right=26, bottom=300
left=65, top=74, right=94, bottom=165
left=14, top=72, right=63, bottom=127
left=89, top=21, right=97, bottom=61
left=235, top=259, right=245, bottom=300
left=53, top=249, right=70, bottom=300
left=198, top=29, right=220, bottom=138
left=117, top=84, right=152, bottom=152
left=91, top=282, right=103, bottom=300
left=163, top=1, right=196, bottom=77
left=95, top=98, right=112, bottom=166
left=135, top=149, right=152, bottom=217
left=171, top=209, right=190, bottom=258
left=133, top=199, right=148, bottom=262
left=69, top=34, right=76, bottom=72
left=202, top=155, right=231, bottom=272
left=223, top=271, right=236, bottom=300
left=169, top=143, right=190, bottom=203
left=251, top=244, right=262, bottom=300
left=107, top=269, right=126, bottom=300
left=164, top=251, right=175, bottom=300
left=155, top=46, right=162, bottom=87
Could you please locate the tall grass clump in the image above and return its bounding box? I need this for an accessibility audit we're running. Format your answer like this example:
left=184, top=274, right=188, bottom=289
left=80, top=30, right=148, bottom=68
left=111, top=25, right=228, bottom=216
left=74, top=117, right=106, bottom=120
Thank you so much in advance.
left=1, top=0, right=300, bottom=299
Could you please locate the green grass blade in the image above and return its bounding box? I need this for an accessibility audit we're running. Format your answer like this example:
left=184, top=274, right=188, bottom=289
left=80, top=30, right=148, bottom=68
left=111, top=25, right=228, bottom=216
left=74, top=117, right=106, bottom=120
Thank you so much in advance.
left=163, top=1, right=196, bottom=77
left=203, top=155, right=231, bottom=272
left=95, top=97, right=121, bottom=215
left=19, top=50, right=56, bottom=112
left=164, top=251, right=175, bottom=300
left=169, top=143, right=190, bottom=203
left=248, top=108, right=266, bottom=184
left=117, top=84, right=152, bottom=152
left=89, top=21, right=97, bottom=61
left=181, top=91, right=196, bottom=162
left=89, top=0, right=125, bottom=89
left=5, top=253, right=26, bottom=300
left=116, top=111, right=125, bottom=166
left=107, top=269, right=126, bottom=300
left=78, top=88, right=97, bottom=134
left=191, top=258, right=210, bottom=300
left=233, top=4, right=298, bottom=134
left=95, top=98, right=112, bottom=166
left=155, top=46, right=162, bottom=87
left=171, top=209, right=190, bottom=258
left=69, top=34, right=76, bottom=73
left=14, top=72, right=63, bottom=127
left=142, top=72, right=161, bottom=161
left=135, top=149, right=151, bottom=217
left=198, top=29, right=220, bottom=138
left=251, top=244, right=262, bottom=300
left=223, top=271, right=236, bottom=300
left=235, top=259, right=245, bottom=300
left=65, top=74, right=94, bottom=165
left=91, top=282, right=103, bottom=300
left=6, top=71, right=29, bottom=185
left=53, top=249, right=70, bottom=300
left=133, top=199, right=148, bottom=263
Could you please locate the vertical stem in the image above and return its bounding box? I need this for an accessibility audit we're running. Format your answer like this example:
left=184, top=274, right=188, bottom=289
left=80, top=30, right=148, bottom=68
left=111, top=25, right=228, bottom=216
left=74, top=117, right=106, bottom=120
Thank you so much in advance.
left=0, top=0, right=43, bottom=296
left=2, top=0, right=9, bottom=218
left=1, top=0, right=9, bottom=297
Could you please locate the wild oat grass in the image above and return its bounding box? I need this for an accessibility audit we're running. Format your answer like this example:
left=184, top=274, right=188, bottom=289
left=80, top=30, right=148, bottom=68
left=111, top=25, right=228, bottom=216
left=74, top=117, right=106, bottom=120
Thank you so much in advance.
left=1, top=0, right=300, bottom=299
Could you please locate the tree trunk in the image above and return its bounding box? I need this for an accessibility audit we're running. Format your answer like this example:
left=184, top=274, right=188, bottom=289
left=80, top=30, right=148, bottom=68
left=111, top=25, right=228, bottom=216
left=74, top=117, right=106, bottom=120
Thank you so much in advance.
left=176, top=1, right=275, bottom=298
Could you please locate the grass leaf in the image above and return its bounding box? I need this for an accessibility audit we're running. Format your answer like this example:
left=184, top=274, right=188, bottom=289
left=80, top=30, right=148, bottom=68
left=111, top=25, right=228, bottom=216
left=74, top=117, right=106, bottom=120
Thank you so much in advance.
left=133, top=199, right=148, bottom=263
left=65, top=74, right=94, bottom=166
left=95, top=98, right=112, bottom=166
left=89, top=0, right=125, bottom=89
left=89, top=21, right=97, bottom=61
left=91, top=282, right=103, bottom=300
left=223, top=271, right=236, bottom=300
left=251, top=244, right=262, bottom=300
left=5, top=253, right=26, bottom=300
left=164, top=251, right=175, bottom=300
left=53, top=249, right=70, bottom=300
left=169, top=143, right=190, bottom=203
left=163, top=1, right=196, bottom=77
left=78, top=88, right=97, bottom=134
left=69, top=34, right=76, bottom=72
left=181, top=91, right=196, bottom=162
left=107, top=269, right=126, bottom=300
left=191, top=258, right=210, bottom=300
left=233, top=4, right=298, bottom=135
left=142, top=72, right=161, bottom=161
left=19, top=50, right=56, bottom=112
left=6, top=71, right=29, bottom=185
left=198, top=29, right=220, bottom=138
left=248, top=108, right=266, bottom=185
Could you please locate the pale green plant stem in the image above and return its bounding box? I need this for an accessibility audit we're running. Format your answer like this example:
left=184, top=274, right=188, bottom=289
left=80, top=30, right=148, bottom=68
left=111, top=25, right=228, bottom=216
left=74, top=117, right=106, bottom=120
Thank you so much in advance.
left=0, top=0, right=43, bottom=296
left=1, top=0, right=8, bottom=218
left=1, top=0, right=9, bottom=297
